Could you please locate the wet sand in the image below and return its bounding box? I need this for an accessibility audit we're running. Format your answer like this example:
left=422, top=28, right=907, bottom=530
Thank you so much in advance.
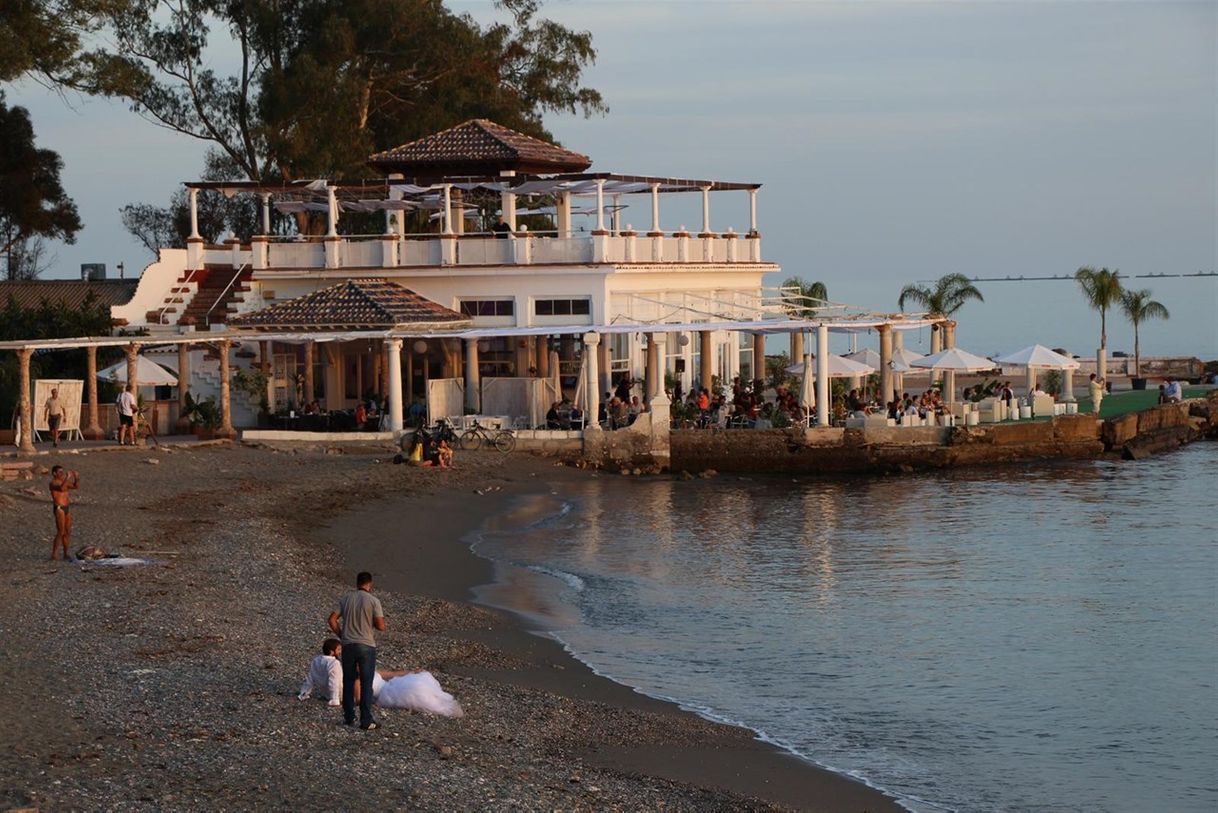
left=0, top=441, right=901, bottom=811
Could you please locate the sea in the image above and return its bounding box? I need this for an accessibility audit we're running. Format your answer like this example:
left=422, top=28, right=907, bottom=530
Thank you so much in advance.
left=470, top=442, right=1218, bottom=812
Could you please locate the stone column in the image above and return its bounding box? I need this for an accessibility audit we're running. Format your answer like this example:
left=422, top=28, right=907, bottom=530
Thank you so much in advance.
left=464, top=339, right=481, bottom=414
left=126, top=342, right=140, bottom=395
left=791, top=331, right=804, bottom=366
left=387, top=338, right=403, bottom=431
left=584, top=333, right=601, bottom=431
left=931, top=320, right=944, bottom=354
left=1063, top=367, right=1076, bottom=403
left=816, top=324, right=831, bottom=427
left=537, top=337, right=550, bottom=378
left=218, top=339, right=235, bottom=438
left=176, top=342, right=192, bottom=432
left=1025, top=366, right=1037, bottom=395
left=700, top=330, right=714, bottom=391
left=879, top=324, right=894, bottom=405
left=354, top=348, right=364, bottom=401
left=17, top=347, right=35, bottom=454
left=84, top=345, right=103, bottom=439
left=752, top=334, right=766, bottom=386
left=645, top=333, right=659, bottom=400
left=892, top=329, right=905, bottom=397
left=942, top=319, right=957, bottom=404
left=262, top=340, right=276, bottom=413
left=650, top=334, right=667, bottom=400
left=323, top=344, right=340, bottom=410
left=598, top=340, right=612, bottom=401
left=303, top=341, right=315, bottom=406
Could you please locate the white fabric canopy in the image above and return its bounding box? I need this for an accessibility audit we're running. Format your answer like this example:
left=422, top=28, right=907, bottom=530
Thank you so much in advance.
left=96, top=356, right=179, bottom=386
left=993, top=344, right=1080, bottom=370
left=892, top=347, right=926, bottom=368
left=786, top=354, right=875, bottom=378
left=910, top=347, right=997, bottom=373
left=800, top=353, right=815, bottom=408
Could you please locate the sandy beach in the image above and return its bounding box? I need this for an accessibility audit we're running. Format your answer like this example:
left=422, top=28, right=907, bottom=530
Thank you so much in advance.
left=0, top=441, right=901, bottom=811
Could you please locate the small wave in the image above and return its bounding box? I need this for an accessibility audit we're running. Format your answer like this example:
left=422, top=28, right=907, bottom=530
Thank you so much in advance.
left=526, top=564, right=586, bottom=593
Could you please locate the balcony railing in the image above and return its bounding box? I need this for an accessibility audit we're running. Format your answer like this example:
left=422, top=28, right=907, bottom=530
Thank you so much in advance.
left=190, top=229, right=763, bottom=273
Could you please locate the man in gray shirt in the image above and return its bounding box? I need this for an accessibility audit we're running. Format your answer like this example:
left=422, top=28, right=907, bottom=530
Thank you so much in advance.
left=328, top=571, right=386, bottom=730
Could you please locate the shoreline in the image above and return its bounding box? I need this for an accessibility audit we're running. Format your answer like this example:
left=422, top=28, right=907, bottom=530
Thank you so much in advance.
left=320, top=464, right=905, bottom=812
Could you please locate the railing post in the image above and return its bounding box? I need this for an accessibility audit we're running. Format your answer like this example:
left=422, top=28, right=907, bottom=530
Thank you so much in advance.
left=381, top=234, right=398, bottom=268
left=675, top=226, right=690, bottom=262
left=725, top=228, right=737, bottom=262
left=324, top=236, right=341, bottom=268
left=251, top=235, right=268, bottom=269
left=623, top=226, right=637, bottom=262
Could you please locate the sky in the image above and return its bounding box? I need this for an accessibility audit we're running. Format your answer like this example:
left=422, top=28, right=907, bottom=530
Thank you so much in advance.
left=7, top=0, right=1217, bottom=359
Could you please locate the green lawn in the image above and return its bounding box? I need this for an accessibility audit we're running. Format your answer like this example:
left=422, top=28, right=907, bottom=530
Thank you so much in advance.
left=1074, top=387, right=1209, bottom=419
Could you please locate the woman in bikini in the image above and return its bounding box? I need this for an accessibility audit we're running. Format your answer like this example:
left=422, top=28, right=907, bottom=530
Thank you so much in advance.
left=49, top=465, right=80, bottom=561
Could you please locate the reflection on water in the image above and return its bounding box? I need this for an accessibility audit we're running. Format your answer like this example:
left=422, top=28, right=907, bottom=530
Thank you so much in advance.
left=472, top=445, right=1218, bottom=813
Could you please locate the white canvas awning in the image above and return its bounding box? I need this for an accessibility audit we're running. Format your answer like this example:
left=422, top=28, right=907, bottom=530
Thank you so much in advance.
left=993, top=344, right=1080, bottom=370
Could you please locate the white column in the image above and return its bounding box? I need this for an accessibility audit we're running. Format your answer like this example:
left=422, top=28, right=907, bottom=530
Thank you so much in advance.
left=699, top=186, right=712, bottom=236
left=700, top=331, right=714, bottom=390
left=464, top=339, right=481, bottom=413
left=752, top=334, right=766, bottom=386
left=501, top=170, right=517, bottom=230
left=748, top=189, right=758, bottom=233
left=584, top=333, right=601, bottom=430
left=1025, top=366, right=1037, bottom=395
left=816, top=324, right=830, bottom=427
left=1063, top=368, right=1076, bottom=403
left=645, top=333, right=659, bottom=399
left=326, top=186, right=338, bottom=237
left=557, top=191, right=572, bottom=238
left=594, top=179, right=607, bottom=234
left=649, top=183, right=661, bottom=235
left=442, top=184, right=453, bottom=235
left=260, top=193, right=271, bottom=235
left=188, top=188, right=200, bottom=239
left=387, top=338, right=403, bottom=431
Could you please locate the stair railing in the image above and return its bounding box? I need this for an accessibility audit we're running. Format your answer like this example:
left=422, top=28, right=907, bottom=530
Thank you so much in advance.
left=203, top=264, right=250, bottom=326
left=157, top=266, right=202, bottom=325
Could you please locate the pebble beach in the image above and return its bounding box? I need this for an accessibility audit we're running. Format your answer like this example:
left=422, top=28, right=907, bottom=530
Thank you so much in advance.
left=0, top=442, right=900, bottom=812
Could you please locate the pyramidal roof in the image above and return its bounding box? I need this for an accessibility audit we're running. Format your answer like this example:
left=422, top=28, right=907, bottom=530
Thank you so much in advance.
left=229, top=279, right=469, bottom=331
left=368, top=119, right=592, bottom=178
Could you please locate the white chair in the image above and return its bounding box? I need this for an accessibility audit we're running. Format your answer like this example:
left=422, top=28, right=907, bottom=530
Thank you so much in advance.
left=1032, top=394, right=1055, bottom=417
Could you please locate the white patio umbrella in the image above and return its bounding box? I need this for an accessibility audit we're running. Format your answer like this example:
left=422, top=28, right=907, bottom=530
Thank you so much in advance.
left=892, top=347, right=925, bottom=372
left=994, top=344, right=1079, bottom=396
left=97, top=356, right=179, bottom=387
left=911, top=347, right=997, bottom=403
left=799, top=352, right=815, bottom=410
left=993, top=344, right=1080, bottom=369
left=786, top=354, right=876, bottom=378
left=549, top=349, right=562, bottom=401
left=844, top=348, right=881, bottom=369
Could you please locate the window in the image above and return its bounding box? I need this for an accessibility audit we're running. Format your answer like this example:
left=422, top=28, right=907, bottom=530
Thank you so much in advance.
left=535, top=298, right=590, bottom=316
left=459, top=299, right=514, bottom=317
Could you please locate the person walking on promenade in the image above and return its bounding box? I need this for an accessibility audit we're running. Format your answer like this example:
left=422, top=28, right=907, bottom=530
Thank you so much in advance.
left=116, top=384, right=137, bottom=445
left=44, top=387, right=64, bottom=447
left=48, top=465, right=79, bottom=561
left=328, top=571, right=386, bottom=730
left=1088, top=373, right=1105, bottom=415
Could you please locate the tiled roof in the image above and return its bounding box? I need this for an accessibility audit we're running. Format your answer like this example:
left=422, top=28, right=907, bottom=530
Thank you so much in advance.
left=229, top=279, right=470, bottom=330
left=368, top=119, right=592, bottom=175
left=0, top=280, right=138, bottom=311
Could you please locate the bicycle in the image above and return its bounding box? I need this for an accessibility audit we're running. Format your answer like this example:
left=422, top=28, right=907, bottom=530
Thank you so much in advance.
left=458, top=418, right=516, bottom=452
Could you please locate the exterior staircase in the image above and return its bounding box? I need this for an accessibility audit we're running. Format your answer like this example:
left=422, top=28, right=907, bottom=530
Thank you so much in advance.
left=145, top=264, right=254, bottom=328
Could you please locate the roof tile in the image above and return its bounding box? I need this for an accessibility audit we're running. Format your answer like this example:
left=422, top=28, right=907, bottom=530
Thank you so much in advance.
left=229, top=279, right=470, bottom=330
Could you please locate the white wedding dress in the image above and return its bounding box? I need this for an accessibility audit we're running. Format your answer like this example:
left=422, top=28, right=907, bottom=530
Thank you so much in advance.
left=371, top=671, right=464, bottom=717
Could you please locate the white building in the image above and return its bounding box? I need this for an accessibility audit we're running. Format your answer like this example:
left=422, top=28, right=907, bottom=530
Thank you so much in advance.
left=110, top=119, right=784, bottom=425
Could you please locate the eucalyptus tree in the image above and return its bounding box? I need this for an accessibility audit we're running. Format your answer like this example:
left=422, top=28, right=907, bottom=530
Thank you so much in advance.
left=1074, top=266, right=1123, bottom=376
left=1119, top=289, right=1169, bottom=378
left=896, top=273, right=984, bottom=352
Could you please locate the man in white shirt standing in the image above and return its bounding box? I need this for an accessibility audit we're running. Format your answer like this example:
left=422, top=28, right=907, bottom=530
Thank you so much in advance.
left=116, top=384, right=137, bottom=446
left=298, top=638, right=343, bottom=706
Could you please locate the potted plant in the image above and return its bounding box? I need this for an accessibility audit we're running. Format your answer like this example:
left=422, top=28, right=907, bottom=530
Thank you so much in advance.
left=182, top=392, right=221, bottom=437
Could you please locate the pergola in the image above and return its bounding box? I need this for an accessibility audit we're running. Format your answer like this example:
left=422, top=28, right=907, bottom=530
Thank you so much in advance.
left=2, top=302, right=938, bottom=453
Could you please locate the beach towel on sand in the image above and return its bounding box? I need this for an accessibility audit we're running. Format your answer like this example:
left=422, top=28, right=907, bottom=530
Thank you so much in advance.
left=372, top=671, right=464, bottom=717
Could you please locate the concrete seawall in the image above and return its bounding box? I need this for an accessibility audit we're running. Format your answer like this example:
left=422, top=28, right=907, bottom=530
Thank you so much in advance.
left=658, top=393, right=1218, bottom=476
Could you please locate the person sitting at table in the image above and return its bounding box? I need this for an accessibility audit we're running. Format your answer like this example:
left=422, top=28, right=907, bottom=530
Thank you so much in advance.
left=546, top=401, right=562, bottom=429
left=354, top=401, right=368, bottom=428
left=610, top=397, right=629, bottom=429
left=303, top=400, right=320, bottom=415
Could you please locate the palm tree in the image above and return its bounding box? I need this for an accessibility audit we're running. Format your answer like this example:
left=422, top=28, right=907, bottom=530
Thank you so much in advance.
left=1074, top=266, right=1123, bottom=374
left=781, top=277, right=828, bottom=317
left=897, top=273, right=983, bottom=351
left=1120, top=289, right=1169, bottom=378
left=781, top=277, right=828, bottom=362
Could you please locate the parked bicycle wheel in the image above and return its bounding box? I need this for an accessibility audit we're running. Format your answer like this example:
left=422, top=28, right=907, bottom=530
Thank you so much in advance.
left=459, top=428, right=483, bottom=451
left=493, top=431, right=516, bottom=453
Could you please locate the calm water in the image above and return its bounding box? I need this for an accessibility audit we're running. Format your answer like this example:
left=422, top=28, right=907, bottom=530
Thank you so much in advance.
left=472, top=444, right=1218, bottom=812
